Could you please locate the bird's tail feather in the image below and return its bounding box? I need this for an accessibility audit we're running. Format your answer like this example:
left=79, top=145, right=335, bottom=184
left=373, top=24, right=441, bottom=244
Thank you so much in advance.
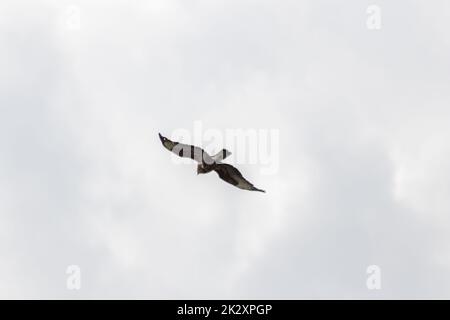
left=212, top=149, right=232, bottom=162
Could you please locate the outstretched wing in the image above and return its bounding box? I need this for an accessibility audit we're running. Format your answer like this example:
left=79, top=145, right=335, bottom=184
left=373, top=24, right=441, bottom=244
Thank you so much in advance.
left=159, top=133, right=214, bottom=164
left=213, top=163, right=265, bottom=192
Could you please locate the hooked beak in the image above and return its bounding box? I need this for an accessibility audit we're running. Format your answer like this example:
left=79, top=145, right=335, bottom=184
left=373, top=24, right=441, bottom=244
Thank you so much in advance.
left=158, top=133, right=164, bottom=143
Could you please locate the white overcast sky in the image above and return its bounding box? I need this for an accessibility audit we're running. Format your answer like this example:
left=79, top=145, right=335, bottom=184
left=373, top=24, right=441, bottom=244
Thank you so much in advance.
left=1, top=0, right=450, bottom=299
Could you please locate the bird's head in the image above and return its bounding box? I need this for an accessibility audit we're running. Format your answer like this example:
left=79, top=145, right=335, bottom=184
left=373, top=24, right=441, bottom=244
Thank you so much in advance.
left=197, top=164, right=208, bottom=175
left=158, top=133, right=175, bottom=151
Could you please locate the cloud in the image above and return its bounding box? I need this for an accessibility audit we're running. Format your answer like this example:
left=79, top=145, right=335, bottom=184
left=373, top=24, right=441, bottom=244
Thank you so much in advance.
left=1, top=0, right=450, bottom=298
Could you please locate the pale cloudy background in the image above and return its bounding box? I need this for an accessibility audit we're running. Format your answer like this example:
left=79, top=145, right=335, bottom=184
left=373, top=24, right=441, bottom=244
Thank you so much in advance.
left=1, top=0, right=450, bottom=299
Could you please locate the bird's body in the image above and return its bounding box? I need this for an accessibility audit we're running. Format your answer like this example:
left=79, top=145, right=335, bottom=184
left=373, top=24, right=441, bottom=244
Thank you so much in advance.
left=159, top=133, right=265, bottom=193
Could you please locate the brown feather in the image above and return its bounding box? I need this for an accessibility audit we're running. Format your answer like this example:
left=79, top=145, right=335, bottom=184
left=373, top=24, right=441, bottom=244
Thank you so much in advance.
left=213, top=164, right=265, bottom=192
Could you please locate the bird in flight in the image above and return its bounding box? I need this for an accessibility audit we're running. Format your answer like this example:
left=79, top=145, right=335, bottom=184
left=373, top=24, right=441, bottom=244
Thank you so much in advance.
left=159, top=133, right=265, bottom=193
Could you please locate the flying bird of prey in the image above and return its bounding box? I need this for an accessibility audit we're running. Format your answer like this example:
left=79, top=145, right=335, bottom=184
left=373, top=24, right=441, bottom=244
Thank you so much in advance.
left=159, top=133, right=265, bottom=193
